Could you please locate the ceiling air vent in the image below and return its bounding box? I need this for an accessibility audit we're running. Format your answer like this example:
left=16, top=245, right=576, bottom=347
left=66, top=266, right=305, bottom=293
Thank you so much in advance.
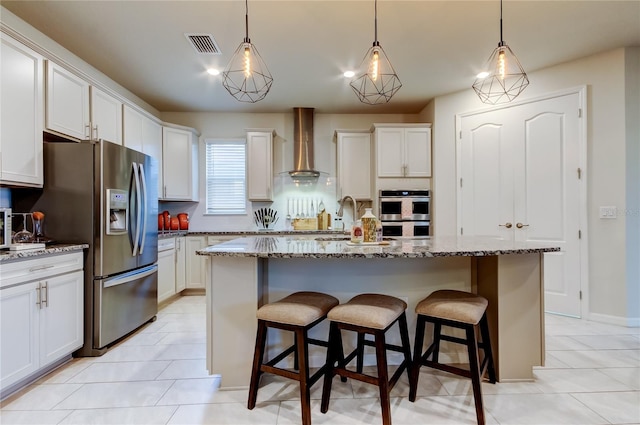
left=185, top=33, right=221, bottom=55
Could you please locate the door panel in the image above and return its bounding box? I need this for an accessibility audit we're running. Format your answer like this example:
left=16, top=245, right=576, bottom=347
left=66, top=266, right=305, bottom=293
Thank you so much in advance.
left=459, top=91, right=583, bottom=317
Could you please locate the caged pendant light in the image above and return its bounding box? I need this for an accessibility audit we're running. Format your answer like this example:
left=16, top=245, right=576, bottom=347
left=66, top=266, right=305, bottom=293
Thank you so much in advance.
left=472, top=0, right=529, bottom=105
left=222, top=0, right=273, bottom=103
left=350, top=0, right=401, bottom=105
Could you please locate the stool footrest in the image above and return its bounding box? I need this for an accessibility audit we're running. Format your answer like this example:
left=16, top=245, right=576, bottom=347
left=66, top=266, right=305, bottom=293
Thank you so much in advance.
left=265, top=345, right=296, bottom=367
left=440, top=334, right=468, bottom=345
left=423, top=359, right=473, bottom=379
left=360, top=337, right=409, bottom=354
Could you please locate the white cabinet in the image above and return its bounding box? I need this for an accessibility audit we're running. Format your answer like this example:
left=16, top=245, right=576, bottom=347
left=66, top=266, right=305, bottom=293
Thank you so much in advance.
left=123, top=105, right=164, bottom=197
left=0, top=34, right=44, bottom=187
left=335, top=130, right=372, bottom=200
left=157, top=237, right=176, bottom=303
left=0, top=252, right=84, bottom=391
left=90, top=86, right=122, bottom=144
left=246, top=130, right=274, bottom=201
left=46, top=61, right=122, bottom=144
left=185, top=236, right=206, bottom=289
left=162, top=126, right=199, bottom=201
left=175, top=237, right=186, bottom=293
left=373, top=124, right=432, bottom=178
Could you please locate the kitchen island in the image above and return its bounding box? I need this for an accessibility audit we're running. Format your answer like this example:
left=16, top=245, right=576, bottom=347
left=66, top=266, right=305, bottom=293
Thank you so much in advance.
left=197, top=235, right=560, bottom=389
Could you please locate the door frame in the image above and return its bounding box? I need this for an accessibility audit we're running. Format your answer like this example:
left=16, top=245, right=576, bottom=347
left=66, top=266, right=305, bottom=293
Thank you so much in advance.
left=455, top=86, right=589, bottom=319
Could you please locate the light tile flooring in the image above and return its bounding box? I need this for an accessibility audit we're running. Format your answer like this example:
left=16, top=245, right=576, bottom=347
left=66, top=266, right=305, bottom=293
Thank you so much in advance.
left=1, top=295, right=639, bottom=425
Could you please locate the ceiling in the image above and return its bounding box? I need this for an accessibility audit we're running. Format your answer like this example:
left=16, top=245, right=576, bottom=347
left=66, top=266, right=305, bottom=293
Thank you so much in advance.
left=2, top=1, right=639, bottom=114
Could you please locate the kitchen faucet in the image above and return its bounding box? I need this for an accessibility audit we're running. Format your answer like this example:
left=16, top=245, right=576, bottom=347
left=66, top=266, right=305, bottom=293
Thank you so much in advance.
left=337, top=195, right=358, bottom=224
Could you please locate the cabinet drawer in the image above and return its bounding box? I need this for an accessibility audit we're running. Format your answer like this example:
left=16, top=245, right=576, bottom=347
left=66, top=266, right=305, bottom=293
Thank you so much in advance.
left=0, top=252, right=83, bottom=289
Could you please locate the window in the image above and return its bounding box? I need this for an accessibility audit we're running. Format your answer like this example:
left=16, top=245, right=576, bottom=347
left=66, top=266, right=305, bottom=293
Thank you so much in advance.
left=205, top=139, right=246, bottom=214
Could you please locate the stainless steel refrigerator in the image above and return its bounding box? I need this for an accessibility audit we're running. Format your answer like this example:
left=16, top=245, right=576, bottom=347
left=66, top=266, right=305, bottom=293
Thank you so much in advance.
left=34, top=140, right=158, bottom=356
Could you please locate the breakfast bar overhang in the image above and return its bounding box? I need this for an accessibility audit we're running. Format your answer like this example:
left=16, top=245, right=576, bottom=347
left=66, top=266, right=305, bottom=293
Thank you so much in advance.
left=197, top=235, right=560, bottom=390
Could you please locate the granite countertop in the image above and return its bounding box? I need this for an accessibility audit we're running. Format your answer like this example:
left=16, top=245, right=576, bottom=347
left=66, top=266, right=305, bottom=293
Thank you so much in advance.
left=196, top=235, right=561, bottom=259
left=0, top=243, right=89, bottom=262
left=160, top=230, right=347, bottom=239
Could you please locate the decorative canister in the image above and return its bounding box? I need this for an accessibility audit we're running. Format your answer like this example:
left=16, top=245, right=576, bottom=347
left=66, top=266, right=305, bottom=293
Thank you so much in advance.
left=361, top=208, right=377, bottom=243
left=350, top=220, right=364, bottom=243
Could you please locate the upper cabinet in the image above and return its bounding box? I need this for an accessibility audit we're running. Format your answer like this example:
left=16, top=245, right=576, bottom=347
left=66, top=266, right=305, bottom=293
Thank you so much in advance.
left=373, top=124, right=432, bottom=178
left=335, top=130, right=372, bottom=200
left=123, top=105, right=163, bottom=197
left=246, top=130, right=274, bottom=201
left=162, top=126, right=199, bottom=201
left=45, top=61, right=122, bottom=144
left=0, top=34, right=44, bottom=188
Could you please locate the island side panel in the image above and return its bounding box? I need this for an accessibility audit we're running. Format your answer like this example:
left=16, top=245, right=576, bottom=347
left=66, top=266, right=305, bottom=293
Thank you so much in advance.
left=475, top=253, right=544, bottom=381
left=206, top=256, right=261, bottom=390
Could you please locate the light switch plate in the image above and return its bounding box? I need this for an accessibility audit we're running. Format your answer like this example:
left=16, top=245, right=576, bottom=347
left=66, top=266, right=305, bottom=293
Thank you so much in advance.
left=599, top=206, right=617, bottom=219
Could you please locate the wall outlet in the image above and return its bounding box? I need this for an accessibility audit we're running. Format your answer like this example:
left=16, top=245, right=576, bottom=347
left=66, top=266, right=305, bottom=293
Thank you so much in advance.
left=599, top=206, right=618, bottom=219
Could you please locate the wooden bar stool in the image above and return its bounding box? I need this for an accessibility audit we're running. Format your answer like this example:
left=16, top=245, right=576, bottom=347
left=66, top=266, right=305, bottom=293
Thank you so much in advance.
left=321, top=293, right=413, bottom=425
left=409, top=290, right=496, bottom=425
left=248, top=291, right=339, bottom=425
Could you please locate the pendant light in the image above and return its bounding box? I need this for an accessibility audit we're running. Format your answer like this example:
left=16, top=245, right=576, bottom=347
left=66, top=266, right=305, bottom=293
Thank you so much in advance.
left=472, top=0, right=529, bottom=105
left=222, top=0, right=273, bottom=103
left=350, top=0, right=401, bottom=105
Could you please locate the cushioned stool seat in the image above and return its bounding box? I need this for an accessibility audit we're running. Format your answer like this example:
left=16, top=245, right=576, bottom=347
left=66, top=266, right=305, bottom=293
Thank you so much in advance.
left=321, top=294, right=412, bottom=425
left=248, top=291, right=339, bottom=425
left=409, top=290, right=496, bottom=425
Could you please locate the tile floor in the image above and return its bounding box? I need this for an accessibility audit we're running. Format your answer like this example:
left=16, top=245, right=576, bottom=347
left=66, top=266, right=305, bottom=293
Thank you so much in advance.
left=1, top=295, right=639, bottom=425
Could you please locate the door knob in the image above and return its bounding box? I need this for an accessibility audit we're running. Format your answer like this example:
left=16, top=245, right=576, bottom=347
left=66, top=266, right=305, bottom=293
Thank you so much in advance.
left=516, top=222, right=529, bottom=229
left=499, top=222, right=513, bottom=229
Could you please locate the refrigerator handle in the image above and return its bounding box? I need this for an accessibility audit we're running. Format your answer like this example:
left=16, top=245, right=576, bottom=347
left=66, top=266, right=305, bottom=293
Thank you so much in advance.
left=102, top=264, right=157, bottom=288
left=138, top=162, right=148, bottom=255
left=131, top=162, right=142, bottom=256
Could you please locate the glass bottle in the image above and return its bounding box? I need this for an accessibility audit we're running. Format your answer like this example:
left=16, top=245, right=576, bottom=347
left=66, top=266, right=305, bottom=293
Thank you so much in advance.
left=351, top=220, right=363, bottom=243
left=361, top=208, right=377, bottom=243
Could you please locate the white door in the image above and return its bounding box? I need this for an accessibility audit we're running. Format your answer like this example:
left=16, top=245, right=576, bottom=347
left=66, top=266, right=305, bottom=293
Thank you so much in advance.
left=91, top=86, right=122, bottom=144
left=459, top=90, right=584, bottom=317
left=46, top=61, right=90, bottom=140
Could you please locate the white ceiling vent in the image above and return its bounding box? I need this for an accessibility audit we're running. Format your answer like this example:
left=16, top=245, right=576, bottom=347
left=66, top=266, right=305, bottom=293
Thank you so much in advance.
left=185, top=33, right=221, bottom=55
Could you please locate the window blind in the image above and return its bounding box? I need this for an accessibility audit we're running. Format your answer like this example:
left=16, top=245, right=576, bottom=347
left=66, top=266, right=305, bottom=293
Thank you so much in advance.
left=205, top=139, right=246, bottom=215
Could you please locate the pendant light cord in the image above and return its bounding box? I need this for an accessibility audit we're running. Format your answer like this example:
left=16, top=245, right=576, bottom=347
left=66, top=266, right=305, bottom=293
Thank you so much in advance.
left=244, top=0, right=250, bottom=43
left=499, top=0, right=504, bottom=46
left=373, top=0, right=379, bottom=46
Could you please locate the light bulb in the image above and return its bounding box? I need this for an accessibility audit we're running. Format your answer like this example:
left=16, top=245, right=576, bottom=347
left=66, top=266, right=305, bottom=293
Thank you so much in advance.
left=244, top=46, right=251, bottom=78
left=370, top=49, right=379, bottom=81
left=498, top=49, right=506, bottom=80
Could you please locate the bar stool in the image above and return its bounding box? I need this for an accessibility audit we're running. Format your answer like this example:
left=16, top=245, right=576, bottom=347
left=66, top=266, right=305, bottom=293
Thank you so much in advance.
left=248, top=291, right=339, bottom=425
left=409, top=290, right=496, bottom=425
left=321, top=293, right=413, bottom=425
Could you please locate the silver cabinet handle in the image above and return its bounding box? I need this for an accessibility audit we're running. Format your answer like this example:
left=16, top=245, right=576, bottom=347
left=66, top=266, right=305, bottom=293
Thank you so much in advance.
left=36, top=284, right=41, bottom=308
left=29, top=264, right=54, bottom=272
left=84, top=123, right=91, bottom=139
left=516, top=223, right=529, bottom=229
left=41, top=281, right=48, bottom=308
left=93, top=125, right=99, bottom=140
left=499, top=222, right=513, bottom=229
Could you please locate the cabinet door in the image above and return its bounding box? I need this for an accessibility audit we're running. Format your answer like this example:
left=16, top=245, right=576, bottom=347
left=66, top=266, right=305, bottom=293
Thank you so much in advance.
left=1, top=35, right=44, bottom=187
left=162, top=127, right=197, bottom=200
left=39, top=271, right=84, bottom=368
left=143, top=117, right=164, bottom=199
left=0, top=281, right=39, bottom=389
left=337, top=132, right=372, bottom=200
left=175, top=237, right=187, bottom=293
left=91, top=86, right=122, bottom=144
left=185, top=236, right=206, bottom=289
left=46, top=61, right=90, bottom=140
left=376, top=128, right=404, bottom=177
left=123, top=104, right=144, bottom=152
left=157, top=244, right=176, bottom=303
left=247, top=131, right=273, bottom=201
left=404, top=127, right=431, bottom=177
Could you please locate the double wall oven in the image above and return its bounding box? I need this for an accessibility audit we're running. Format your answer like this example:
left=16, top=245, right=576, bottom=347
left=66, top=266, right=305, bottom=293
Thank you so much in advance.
left=378, top=190, right=430, bottom=237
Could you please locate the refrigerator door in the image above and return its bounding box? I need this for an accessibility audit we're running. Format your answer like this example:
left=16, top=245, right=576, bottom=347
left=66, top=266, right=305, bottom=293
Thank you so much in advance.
left=94, top=264, right=158, bottom=348
left=96, top=142, right=140, bottom=277
left=135, top=150, right=158, bottom=268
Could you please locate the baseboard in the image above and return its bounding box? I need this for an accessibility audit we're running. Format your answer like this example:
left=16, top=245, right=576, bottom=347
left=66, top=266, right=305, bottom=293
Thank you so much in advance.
left=588, top=312, right=640, bottom=327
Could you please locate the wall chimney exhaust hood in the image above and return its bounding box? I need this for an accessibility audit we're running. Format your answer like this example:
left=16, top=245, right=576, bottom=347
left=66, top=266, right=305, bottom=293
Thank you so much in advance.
left=289, top=107, right=320, bottom=180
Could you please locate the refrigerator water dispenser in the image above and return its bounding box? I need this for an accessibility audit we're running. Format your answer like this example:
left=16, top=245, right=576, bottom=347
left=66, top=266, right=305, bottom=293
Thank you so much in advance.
left=106, top=189, right=128, bottom=235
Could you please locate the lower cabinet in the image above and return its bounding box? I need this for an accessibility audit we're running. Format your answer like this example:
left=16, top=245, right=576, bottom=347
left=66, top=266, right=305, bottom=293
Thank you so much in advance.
left=185, top=236, right=206, bottom=289
left=157, top=237, right=176, bottom=303
left=175, top=237, right=187, bottom=292
left=0, top=252, right=83, bottom=392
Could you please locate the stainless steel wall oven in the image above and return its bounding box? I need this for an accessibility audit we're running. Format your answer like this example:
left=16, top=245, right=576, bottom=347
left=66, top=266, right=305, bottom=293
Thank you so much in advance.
left=379, top=190, right=430, bottom=237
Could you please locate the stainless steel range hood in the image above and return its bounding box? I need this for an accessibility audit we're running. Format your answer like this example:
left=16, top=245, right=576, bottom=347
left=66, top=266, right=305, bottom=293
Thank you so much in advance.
left=289, top=107, right=320, bottom=179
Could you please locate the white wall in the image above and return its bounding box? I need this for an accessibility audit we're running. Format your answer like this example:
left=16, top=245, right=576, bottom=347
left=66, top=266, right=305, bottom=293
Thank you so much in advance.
left=160, top=111, right=421, bottom=231
left=428, top=47, right=639, bottom=324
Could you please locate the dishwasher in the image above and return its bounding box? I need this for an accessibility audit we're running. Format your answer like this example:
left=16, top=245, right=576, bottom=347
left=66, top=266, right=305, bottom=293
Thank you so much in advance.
left=157, top=237, right=176, bottom=303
